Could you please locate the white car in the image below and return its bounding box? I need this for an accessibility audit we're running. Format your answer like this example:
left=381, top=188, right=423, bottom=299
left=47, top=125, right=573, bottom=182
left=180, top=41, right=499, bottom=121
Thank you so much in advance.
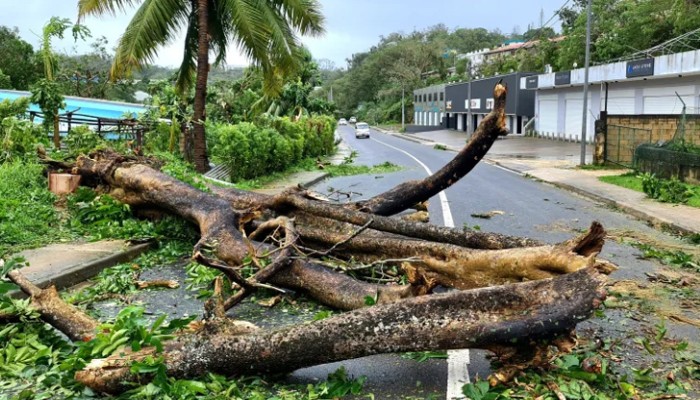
left=349, top=116, right=357, bottom=124
left=355, top=122, right=370, bottom=139
left=338, top=118, right=347, bottom=125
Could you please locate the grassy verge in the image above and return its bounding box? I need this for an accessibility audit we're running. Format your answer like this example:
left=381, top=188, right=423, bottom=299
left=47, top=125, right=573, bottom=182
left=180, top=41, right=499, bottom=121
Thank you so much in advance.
left=578, top=163, right=628, bottom=171
left=599, top=172, right=700, bottom=208
left=233, top=157, right=402, bottom=190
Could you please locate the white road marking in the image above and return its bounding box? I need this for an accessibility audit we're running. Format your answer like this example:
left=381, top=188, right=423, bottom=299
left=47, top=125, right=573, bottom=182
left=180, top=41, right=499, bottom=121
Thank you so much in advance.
left=370, top=135, right=469, bottom=399
left=370, top=137, right=455, bottom=228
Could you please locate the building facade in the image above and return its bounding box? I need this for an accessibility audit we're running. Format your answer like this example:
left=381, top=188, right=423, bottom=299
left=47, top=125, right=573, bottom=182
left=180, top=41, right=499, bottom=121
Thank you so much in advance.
left=521, top=48, right=700, bottom=143
left=413, top=84, right=446, bottom=127
left=444, top=72, right=536, bottom=135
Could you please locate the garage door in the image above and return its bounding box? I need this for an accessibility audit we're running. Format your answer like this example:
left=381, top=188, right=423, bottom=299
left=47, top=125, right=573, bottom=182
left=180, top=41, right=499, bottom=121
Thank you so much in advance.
left=605, top=89, right=635, bottom=114
left=538, top=100, right=558, bottom=133
left=565, top=99, right=583, bottom=139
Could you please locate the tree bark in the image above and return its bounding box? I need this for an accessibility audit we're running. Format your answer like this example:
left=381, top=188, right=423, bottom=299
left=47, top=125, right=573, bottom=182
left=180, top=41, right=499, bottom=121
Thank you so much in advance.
left=74, top=267, right=606, bottom=394
left=192, top=0, right=210, bottom=172
left=352, top=82, right=509, bottom=216
left=8, top=270, right=98, bottom=342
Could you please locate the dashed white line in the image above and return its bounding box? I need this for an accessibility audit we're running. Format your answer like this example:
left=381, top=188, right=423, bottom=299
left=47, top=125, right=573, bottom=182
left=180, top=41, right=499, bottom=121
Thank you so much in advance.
left=370, top=135, right=469, bottom=399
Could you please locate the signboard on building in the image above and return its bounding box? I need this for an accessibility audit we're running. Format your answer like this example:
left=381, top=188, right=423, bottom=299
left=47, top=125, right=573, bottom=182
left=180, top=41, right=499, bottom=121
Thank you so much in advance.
left=525, top=75, right=538, bottom=89
left=626, top=58, right=654, bottom=78
left=446, top=100, right=452, bottom=110
left=485, top=98, right=494, bottom=110
left=468, top=99, right=481, bottom=109
left=554, top=71, right=571, bottom=86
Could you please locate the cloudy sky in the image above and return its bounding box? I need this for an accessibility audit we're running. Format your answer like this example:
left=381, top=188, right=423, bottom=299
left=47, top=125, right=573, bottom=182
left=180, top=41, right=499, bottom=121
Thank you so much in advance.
left=2, top=0, right=566, bottom=69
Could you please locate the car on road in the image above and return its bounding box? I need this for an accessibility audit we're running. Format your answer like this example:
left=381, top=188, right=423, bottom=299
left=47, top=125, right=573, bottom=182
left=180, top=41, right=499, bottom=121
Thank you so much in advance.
left=355, top=122, right=370, bottom=139
left=338, top=118, right=347, bottom=125
left=349, top=116, right=357, bottom=125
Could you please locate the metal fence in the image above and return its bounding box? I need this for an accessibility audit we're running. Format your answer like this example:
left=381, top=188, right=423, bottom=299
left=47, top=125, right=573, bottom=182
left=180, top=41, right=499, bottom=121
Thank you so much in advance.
left=605, top=125, right=652, bottom=168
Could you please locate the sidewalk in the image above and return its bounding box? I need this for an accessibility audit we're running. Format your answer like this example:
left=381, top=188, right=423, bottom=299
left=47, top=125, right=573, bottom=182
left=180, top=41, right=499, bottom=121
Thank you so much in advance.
left=388, top=128, right=700, bottom=236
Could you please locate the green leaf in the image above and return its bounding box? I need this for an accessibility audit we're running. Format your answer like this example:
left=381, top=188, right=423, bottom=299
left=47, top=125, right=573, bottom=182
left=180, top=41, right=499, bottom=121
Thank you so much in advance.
left=0, top=281, right=18, bottom=295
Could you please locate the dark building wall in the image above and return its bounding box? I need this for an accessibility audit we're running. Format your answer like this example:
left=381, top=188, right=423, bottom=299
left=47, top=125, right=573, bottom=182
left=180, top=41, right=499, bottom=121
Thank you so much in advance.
left=444, top=72, right=536, bottom=116
left=445, top=82, right=469, bottom=113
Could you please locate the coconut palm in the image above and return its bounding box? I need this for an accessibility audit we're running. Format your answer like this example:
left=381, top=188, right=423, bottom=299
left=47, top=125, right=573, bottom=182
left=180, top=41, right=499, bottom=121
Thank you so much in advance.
left=78, top=0, right=325, bottom=172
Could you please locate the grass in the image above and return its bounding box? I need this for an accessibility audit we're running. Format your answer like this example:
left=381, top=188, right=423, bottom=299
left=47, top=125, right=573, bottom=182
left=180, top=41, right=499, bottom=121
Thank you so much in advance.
left=599, top=172, right=700, bottom=208
left=233, top=158, right=402, bottom=190
left=324, top=161, right=401, bottom=177
left=599, top=172, right=645, bottom=192
left=578, top=163, right=628, bottom=171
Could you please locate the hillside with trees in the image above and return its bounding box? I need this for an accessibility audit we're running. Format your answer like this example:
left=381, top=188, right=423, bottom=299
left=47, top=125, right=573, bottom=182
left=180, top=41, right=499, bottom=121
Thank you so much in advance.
left=327, top=0, right=700, bottom=125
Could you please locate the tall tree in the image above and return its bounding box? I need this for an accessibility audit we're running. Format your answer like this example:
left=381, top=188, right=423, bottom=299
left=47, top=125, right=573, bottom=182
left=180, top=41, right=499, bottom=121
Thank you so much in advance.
left=78, top=0, right=325, bottom=172
left=0, top=26, right=39, bottom=90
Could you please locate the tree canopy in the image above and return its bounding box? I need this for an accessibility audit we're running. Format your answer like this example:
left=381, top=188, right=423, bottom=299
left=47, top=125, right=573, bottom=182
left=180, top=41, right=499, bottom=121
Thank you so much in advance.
left=0, top=26, right=40, bottom=90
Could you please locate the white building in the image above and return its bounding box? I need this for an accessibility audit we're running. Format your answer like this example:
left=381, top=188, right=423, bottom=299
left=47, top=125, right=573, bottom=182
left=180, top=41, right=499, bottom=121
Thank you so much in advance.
left=521, top=48, right=700, bottom=142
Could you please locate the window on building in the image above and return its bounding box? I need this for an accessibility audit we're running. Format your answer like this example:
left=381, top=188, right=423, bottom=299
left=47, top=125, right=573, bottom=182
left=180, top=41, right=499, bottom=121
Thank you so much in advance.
left=439, top=92, right=444, bottom=101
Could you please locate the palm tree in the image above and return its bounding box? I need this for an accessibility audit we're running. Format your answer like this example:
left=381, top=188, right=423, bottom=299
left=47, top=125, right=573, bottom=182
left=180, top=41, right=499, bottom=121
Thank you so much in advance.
left=78, top=0, right=324, bottom=172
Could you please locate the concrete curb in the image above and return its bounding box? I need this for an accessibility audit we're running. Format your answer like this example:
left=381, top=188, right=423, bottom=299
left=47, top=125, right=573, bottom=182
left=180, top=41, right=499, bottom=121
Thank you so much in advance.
left=487, top=160, right=699, bottom=236
left=298, top=172, right=330, bottom=188
left=11, top=241, right=154, bottom=297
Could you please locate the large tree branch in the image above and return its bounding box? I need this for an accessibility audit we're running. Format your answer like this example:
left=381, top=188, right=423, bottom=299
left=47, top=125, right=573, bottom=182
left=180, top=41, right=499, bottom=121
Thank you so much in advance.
left=8, top=270, right=99, bottom=342
left=75, top=267, right=607, bottom=394
left=75, top=151, right=428, bottom=311
left=353, top=82, right=509, bottom=216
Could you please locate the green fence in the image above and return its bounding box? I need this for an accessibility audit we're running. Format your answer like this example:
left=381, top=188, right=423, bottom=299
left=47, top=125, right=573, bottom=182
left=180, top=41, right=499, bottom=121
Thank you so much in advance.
left=605, top=124, right=652, bottom=168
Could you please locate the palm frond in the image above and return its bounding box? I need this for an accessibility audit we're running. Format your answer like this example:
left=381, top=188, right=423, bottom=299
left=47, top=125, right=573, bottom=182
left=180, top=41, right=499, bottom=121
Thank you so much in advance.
left=175, top=7, right=198, bottom=95
left=110, top=0, right=190, bottom=79
left=78, top=0, right=142, bottom=18
left=223, top=0, right=273, bottom=69
left=209, top=0, right=231, bottom=66
left=270, top=0, right=324, bottom=36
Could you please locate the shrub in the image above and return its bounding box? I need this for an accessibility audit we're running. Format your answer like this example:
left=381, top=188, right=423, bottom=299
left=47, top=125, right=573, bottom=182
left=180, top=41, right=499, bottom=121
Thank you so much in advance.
left=0, top=161, right=62, bottom=254
left=64, top=125, right=106, bottom=155
left=640, top=173, right=694, bottom=204
left=1, top=117, right=48, bottom=163
left=143, top=121, right=174, bottom=154
left=209, top=115, right=337, bottom=182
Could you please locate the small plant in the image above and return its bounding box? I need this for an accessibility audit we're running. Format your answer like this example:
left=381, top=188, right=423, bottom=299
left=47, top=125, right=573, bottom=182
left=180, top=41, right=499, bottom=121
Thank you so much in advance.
left=433, top=143, right=448, bottom=151
left=631, top=242, right=699, bottom=272
left=401, top=351, right=448, bottom=362
left=64, top=125, right=106, bottom=155
left=640, top=173, right=694, bottom=204
left=342, top=150, right=358, bottom=165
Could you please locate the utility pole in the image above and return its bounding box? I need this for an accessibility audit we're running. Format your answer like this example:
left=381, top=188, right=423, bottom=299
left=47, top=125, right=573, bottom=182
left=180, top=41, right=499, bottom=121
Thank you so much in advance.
left=401, top=85, right=405, bottom=131
left=580, top=0, right=592, bottom=165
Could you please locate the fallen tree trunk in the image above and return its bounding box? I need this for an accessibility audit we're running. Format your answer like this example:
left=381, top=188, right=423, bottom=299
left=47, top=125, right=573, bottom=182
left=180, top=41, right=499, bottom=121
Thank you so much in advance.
left=8, top=270, right=98, bottom=342
left=75, top=267, right=606, bottom=394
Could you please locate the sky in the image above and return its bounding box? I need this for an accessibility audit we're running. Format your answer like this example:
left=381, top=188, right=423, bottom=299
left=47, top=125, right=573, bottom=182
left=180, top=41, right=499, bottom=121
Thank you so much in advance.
left=1, top=0, right=566, bottom=70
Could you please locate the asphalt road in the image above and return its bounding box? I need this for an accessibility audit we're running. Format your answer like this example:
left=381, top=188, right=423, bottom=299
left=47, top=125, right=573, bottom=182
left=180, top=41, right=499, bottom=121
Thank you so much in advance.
left=290, top=125, right=697, bottom=399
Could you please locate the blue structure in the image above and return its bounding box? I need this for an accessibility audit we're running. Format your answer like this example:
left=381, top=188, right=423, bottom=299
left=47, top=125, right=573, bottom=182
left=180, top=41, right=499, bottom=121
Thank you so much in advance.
left=0, top=90, right=147, bottom=120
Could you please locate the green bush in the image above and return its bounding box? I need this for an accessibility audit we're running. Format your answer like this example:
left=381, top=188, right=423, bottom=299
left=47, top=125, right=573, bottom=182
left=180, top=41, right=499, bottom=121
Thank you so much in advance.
left=640, top=173, right=694, bottom=204
left=143, top=121, right=174, bottom=154
left=0, top=98, right=30, bottom=120
left=64, top=125, right=106, bottom=155
left=0, top=161, right=63, bottom=254
left=1, top=117, right=48, bottom=163
left=209, top=115, right=336, bottom=182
